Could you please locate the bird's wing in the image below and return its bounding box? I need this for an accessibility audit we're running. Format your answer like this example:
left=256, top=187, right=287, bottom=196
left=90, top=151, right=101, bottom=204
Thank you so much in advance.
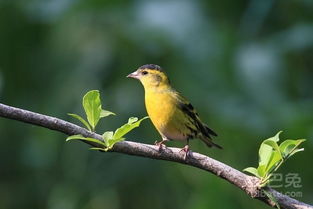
left=173, top=91, right=217, bottom=138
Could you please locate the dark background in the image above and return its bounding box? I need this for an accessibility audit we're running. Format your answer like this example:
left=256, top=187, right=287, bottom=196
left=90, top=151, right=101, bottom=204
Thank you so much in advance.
left=0, top=0, right=312, bottom=208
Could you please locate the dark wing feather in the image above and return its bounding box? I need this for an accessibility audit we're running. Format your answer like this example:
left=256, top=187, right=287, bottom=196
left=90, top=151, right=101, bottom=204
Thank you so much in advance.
left=173, top=91, right=222, bottom=149
left=175, top=92, right=217, bottom=138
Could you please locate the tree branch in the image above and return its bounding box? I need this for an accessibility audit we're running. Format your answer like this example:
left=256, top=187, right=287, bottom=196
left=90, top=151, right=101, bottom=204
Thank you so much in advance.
left=0, top=103, right=311, bottom=209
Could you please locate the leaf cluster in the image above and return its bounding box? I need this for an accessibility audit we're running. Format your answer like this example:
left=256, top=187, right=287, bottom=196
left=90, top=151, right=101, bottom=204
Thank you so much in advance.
left=67, top=90, right=148, bottom=151
left=244, top=132, right=305, bottom=186
left=243, top=132, right=305, bottom=209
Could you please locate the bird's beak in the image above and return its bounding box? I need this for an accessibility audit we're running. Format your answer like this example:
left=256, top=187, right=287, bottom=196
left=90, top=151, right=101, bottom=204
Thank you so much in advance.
left=127, top=71, right=140, bottom=79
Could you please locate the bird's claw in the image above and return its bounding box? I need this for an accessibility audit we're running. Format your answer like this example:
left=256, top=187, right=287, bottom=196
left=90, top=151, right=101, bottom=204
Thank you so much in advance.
left=154, top=140, right=167, bottom=151
left=179, top=145, right=191, bottom=160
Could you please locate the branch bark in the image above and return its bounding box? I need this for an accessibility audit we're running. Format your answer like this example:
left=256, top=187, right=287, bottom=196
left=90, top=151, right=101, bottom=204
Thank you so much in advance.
left=0, top=103, right=311, bottom=209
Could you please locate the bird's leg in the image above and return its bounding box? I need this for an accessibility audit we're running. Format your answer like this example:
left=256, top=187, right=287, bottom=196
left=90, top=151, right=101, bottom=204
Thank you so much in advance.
left=154, top=135, right=169, bottom=151
left=180, top=139, right=190, bottom=160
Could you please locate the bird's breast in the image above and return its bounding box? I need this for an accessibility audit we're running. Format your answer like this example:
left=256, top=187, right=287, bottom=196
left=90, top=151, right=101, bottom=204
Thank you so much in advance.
left=145, top=90, right=187, bottom=141
left=145, top=91, right=175, bottom=129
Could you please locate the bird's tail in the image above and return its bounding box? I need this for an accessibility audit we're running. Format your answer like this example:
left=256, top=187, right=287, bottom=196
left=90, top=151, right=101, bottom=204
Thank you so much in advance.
left=200, top=136, right=223, bottom=149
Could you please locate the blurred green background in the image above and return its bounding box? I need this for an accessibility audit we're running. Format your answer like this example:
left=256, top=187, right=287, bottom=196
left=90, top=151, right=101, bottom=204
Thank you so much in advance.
left=0, top=0, right=312, bottom=208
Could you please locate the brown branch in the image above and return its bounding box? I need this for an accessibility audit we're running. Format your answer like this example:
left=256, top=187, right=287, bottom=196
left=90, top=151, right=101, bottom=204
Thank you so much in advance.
left=0, top=102, right=311, bottom=209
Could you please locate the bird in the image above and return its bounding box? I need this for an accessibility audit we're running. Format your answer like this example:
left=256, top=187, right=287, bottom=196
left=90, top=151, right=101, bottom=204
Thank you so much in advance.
left=127, top=64, right=222, bottom=158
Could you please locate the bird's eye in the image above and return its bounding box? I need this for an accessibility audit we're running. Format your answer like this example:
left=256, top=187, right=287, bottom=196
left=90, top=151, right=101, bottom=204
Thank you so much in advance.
left=141, top=71, right=148, bottom=75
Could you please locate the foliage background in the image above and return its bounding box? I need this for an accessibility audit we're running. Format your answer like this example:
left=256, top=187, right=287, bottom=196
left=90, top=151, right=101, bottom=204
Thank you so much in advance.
left=0, top=0, right=312, bottom=208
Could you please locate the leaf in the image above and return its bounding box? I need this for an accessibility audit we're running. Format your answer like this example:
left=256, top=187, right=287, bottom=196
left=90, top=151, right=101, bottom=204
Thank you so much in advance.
left=258, top=132, right=282, bottom=168
left=128, top=117, right=138, bottom=124
left=105, top=138, right=125, bottom=151
left=268, top=131, right=282, bottom=142
left=102, top=131, right=114, bottom=148
left=244, top=132, right=306, bottom=189
left=257, top=165, right=267, bottom=178
left=243, top=167, right=260, bottom=178
left=66, top=134, right=105, bottom=146
left=68, top=113, right=92, bottom=131
left=100, top=109, right=116, bottom=118
left=83, top=90, right=102, bottom=131
left=101, top=116, right=149, bottom=151
left=102, top=131, right=114, bottom=141
left=66, top=134, right=86, bottom=141
left=263, top=190, right=281, bottom=209
left=264, top=140, right=281, bottom=154
left=113, top=116, right=149, bottom=140
left=100, top=131, right=125, bottom=151
left=279, top=139, right=306, bottom=158
left=265, top=150, right=282, bottom=174
left=288, top=148, right=305, bottom=158
left=258, top=142, right=273, bottom=167
left=263, top=140, right=282, bottom=172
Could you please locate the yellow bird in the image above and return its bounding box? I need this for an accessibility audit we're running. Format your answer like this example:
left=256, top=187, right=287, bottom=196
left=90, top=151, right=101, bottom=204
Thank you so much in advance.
left=127, top=64, right=222, bottom=157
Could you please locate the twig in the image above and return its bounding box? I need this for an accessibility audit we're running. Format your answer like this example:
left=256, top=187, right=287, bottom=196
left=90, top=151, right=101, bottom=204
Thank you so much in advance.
left=0, top=103, right=311, bottom=209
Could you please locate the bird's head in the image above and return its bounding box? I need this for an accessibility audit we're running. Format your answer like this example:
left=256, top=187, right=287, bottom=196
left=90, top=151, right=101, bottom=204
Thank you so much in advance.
left=127, top=64, right=170, bottom=90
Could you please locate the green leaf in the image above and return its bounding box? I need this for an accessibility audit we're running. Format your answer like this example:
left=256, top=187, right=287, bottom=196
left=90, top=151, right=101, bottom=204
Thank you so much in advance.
left=66, top=134, right=105, bottom=146
left=258, top=132, right=282, bottom=168
left=101, top=131, right=124, bottom=151
left=258, top=143, right=273, bottom=167
left=128, top=117, right=138, bottom=124
left=83, top=90, right=102, bottom=131
left=257, top=165, right=267, bottom=178
left=103, top=131, right=114, bottom=141
left=264, top=140, right=281, bottom=154
left=100, top=109, right=116, bottom=118
left=66, top=134, right=86, bottom=141
left=268, top=131, right=282, bottom=142
left=102, top=131, right=114, bottom=148
left=101, top=116, right=149, bottom=151
left=244, top=132, right=306, bottom=189
left=279, top=139, right=306, bottom=158
left=265, top=150, right=282, bottom=174
left=113, top=116, right=149, bottom=140
left=243, top=167, right=260, bottom=178
left=68, top=113, right=92, bottom=131
left=263, top=190, right=281, bottom=209
left=257, top=132, right=285, bottom=180
left=105, top=138, right=125, bottom=151
left=288, top=148, right=305, bottom=158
